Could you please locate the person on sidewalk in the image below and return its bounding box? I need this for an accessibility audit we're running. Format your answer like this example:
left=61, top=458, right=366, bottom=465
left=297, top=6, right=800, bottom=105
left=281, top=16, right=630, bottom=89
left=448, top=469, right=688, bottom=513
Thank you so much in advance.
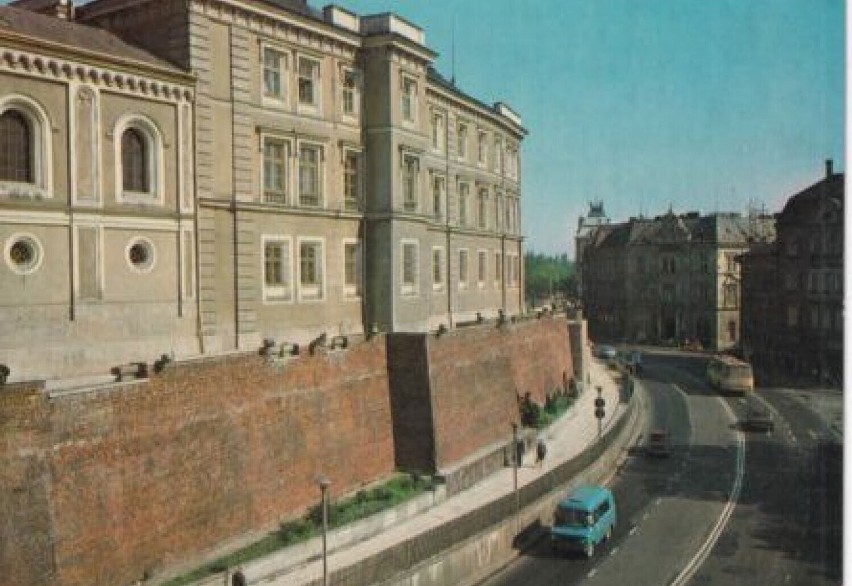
left=231, top=567, right=247, bottom=586
left=535, top=439, right=547, bottom=468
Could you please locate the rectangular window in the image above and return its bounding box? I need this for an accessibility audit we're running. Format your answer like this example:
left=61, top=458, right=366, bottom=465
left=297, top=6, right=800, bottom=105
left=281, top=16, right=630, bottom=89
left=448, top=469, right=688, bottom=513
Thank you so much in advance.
left=478, top=250, right=487, bottom=287
left=809, top=305, right=819, bottom=329
left=343, top=240, right=361, bottom=297
left=457, top=123, right=467, bottom=158
left=494, top=136, right=503, bottom=173
left=478, top=130, right=488, bottom=165
left=263, top=137, right=288, bottom=204
left=401, top=76, right=417, bottom=122
left=432, top=112, right=443, bottom=151
left=495, top=194, right=503, bottom=231
left=343, top=150, right=360, bottom=210
left=432, top=174, right=445, bottom=219
left=495, top=251, right=502, bottom=286
left=341, top=68, right=358, bottom=117
left=402, top=154, right=419, bottom=212
left=263, top=237, right=292, bottom=302
left=299, top=239, right=324, bottom=300
left=459, top=182, right=469, bottom=225
left=787, top=305, right=799, bottom=327
left=478, top=189, right=488, bottom=229
left=263, top=47, right=287, bottom=101
left=432, top=246, right=444, bottom=289
left=401, top=240, right=418, bottom=295
left=298, top=56, right=320, bottom=107
left=459, top=249, right=469, bottom=288
left=298, top=144, right=322, bottom=207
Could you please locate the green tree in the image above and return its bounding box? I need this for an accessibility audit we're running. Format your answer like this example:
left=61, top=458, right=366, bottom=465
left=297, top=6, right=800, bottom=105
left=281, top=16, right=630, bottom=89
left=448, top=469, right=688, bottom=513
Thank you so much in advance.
left=524, top=251, right=576, bottom=305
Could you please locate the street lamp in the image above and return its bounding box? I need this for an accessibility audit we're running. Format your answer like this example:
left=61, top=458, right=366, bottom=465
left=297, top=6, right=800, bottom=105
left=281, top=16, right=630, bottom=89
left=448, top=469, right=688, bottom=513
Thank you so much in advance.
left=511, top=421, right=520, bottom=533
left=317, top=477, right=331, bottom=586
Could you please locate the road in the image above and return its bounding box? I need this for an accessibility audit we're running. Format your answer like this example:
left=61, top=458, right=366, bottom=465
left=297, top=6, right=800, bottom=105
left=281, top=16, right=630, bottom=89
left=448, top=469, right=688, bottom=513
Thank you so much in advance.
left=477, top=351, right=842, bottom=586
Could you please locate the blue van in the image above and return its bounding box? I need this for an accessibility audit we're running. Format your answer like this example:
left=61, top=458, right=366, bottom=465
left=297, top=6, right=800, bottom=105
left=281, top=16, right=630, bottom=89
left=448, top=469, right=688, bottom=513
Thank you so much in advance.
left=551, top=485, right=617, bottom=557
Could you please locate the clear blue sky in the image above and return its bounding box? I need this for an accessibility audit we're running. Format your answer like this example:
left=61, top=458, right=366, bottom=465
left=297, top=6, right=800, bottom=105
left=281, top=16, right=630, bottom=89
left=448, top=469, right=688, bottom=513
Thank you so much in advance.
left=341, top=0, right=845, bottom=257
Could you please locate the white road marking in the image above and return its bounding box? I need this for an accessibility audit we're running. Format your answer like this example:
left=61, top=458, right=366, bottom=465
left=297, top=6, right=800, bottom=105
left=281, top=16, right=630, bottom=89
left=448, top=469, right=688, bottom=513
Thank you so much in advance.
left=669, top=397, right=745, bottom=586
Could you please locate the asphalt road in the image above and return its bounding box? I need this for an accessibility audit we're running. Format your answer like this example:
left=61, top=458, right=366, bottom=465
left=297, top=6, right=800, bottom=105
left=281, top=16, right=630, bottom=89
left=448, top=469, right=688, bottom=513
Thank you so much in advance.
left=477, top=351, right=841, bottom=586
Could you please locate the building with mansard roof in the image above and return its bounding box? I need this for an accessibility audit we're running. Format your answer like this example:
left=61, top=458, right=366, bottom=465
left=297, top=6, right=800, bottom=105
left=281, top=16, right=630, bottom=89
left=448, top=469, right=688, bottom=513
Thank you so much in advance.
left=0, top=0, right=526, bottom=381
left=580, top=208, right=775, bottom=351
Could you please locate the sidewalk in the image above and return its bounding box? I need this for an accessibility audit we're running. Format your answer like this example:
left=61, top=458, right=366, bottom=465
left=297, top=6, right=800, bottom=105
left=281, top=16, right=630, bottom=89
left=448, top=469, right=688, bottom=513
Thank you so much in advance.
left=228, top=356, right=628, bottom=586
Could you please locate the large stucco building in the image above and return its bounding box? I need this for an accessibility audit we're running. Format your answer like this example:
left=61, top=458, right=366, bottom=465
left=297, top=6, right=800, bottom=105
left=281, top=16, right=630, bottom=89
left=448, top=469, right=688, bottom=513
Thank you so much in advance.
left=580, top=209, right=775, bottom=351
left=0, top=0, right=526, bottom=381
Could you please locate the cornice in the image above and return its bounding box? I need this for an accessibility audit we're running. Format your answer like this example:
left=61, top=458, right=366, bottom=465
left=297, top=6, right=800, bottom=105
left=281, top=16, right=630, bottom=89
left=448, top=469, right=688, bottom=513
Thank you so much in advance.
left=0, top=44, right=194, bottom=103
left=191, top=0, right=359, bottom=60
left=426, top=83, right=526, bottom=140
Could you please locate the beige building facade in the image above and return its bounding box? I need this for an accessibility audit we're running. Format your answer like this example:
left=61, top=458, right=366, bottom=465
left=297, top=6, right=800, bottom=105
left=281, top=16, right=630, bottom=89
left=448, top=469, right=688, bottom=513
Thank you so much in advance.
left=0, top=0, right=526, bottom=381
left=0, top=4, right=197, bottom=380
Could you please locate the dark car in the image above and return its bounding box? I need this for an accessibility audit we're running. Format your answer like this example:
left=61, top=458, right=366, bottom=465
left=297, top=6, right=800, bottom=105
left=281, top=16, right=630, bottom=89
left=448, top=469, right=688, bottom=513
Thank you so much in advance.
left=646, top=428, right=670, bottom=457
left=743, top=403, right=774, bottom=432
left=595, top=344, right=617, bottom=360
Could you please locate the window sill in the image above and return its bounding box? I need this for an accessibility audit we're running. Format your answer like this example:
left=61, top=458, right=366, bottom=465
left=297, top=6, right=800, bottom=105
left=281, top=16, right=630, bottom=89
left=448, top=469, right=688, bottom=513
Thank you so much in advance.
left=0, top=183, right=51, bottom=199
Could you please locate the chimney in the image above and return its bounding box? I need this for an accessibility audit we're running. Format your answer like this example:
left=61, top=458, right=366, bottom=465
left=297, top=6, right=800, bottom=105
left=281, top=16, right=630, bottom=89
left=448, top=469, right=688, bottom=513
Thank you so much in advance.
left=825, top=159, right=833, bottom=178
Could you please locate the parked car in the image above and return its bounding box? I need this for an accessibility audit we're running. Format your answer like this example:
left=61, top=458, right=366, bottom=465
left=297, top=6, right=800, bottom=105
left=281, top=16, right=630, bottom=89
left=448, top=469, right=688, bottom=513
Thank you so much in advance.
left=551, top=485, right=617, bottom=558
left=743, top=402, right=774, bottom=432
left=620, top=350, right=643, bottom=374
left=595, top=344, right=617, bottom=360
left=646, top=428, right=670, bottom=457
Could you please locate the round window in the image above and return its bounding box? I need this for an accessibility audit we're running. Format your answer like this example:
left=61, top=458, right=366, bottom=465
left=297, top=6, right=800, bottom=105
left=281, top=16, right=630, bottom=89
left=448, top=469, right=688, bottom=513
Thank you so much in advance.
left=5, top=234, right=42, bottom=275
left=126, top=238, right=155, bottom=272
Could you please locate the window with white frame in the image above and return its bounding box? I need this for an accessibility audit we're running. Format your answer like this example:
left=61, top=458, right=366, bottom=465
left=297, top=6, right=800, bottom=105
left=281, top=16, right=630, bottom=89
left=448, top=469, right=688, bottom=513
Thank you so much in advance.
left=478, top=250, right=487, bottom=287
left=495, top=251, right=502, bottom=287
left=298, top=144, right=322, bottom=206
left=506, top=254, right=514, bottom=286
left=477, top=130, right=488, bottom=166
left=299, top=238, right=324, bottom=301
left=432, top=174, right=445, bottom=220
left=401, top=240, right=418, bottom=295
left=432, top=246, right=444, bottom=290
left=262, top=47, right=288, bottom=102
left=459, top=249, right=469, bottom=288
left=341, top=67, right=359, bottom=118
left=402, top=153, right=419, bottom=212
left=457, top=122, right=467, bottom=159
left=343, top=149, right=361, bottom=211
left=458, top=181, right=469, bottom=225
left=431, top=111, right=444, bottom=152
left=343, top=240, right=361, bottom=297
left=263, top=236, right=293, bottom=302
left=115, top=115, right=163, bottom=204
left=494, top=136, right=503, bottom=173
left=263, top=136, right=289, bottom=204
left=478, top=188, right=488, bottom=229
left=0, top=96, right=53, bottom=198
left=504, top=196, right=512, bottom=232
left=495, top=193, right=503, bottom=231
left=401, top=75, right=417, bottom=123
left=298, top=56, right=321, bottom=108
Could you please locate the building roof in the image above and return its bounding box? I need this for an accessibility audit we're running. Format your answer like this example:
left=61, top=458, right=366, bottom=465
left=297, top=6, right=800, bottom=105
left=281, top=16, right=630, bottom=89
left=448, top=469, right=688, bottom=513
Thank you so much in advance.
left=0, top=5, right=186, bottom=74
left=427, top=66, right=526, bottom=136
left=779, top=171, right=844, bottom=223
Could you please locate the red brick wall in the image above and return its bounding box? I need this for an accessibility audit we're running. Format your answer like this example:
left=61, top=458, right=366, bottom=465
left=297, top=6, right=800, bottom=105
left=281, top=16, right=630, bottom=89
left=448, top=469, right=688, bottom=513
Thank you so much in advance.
left=427, top=317, right=573, bottom=469
left=0, top=340, right=395, bottom=586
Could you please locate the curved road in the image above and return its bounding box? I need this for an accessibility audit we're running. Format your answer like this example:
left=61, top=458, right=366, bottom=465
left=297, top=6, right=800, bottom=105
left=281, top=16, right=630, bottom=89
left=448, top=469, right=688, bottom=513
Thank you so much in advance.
left=477, top=351, right=841, bottom=586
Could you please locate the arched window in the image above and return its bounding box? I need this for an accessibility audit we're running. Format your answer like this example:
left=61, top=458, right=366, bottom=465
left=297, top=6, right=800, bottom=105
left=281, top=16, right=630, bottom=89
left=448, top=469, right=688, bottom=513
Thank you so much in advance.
left=114, top=115, right=163, bottom=203
left=0, top=110, right=32, bottom=183
left=121, top=128, right=148, bottom=192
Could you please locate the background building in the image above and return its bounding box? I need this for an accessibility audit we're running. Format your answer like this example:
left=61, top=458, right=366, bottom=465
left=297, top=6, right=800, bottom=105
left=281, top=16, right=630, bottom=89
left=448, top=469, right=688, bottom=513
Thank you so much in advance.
left=740, top=161, right=844, bottom=385
left=581, top=209, right=775, bottom=351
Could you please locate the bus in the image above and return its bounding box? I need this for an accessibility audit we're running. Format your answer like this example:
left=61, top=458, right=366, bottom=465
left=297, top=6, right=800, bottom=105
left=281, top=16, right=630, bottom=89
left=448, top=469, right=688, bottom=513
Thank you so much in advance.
left=706, top=355, right=754, bottom=394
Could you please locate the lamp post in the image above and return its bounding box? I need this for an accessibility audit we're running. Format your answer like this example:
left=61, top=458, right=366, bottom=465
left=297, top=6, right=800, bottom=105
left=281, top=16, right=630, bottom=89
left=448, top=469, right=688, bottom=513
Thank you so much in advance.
left=317, top=477, right=331, bottom=586
left=511, top=421, right=520, bottom=533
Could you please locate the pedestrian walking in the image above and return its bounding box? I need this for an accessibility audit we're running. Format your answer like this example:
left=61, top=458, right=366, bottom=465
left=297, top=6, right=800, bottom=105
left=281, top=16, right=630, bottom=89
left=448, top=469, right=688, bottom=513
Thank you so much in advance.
left=535, top=439, right=547, bottom=468
left=231, top=567, right=247, bottom=586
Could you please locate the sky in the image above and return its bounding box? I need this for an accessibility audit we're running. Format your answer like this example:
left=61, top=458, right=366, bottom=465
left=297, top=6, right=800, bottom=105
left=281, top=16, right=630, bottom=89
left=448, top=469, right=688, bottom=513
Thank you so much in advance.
left=340, top=0, right=845, bottom=257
